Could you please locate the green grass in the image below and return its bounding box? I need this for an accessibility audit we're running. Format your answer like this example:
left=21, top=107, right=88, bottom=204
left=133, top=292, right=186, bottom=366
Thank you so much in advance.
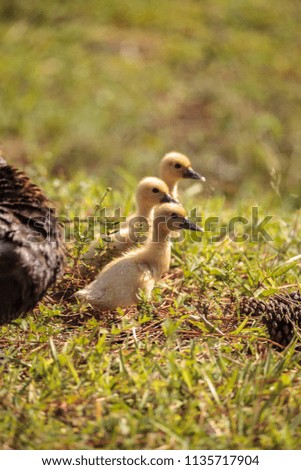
left=1, top=0, right=301, bottom=450
left=0, top=179, right=301, bottom=450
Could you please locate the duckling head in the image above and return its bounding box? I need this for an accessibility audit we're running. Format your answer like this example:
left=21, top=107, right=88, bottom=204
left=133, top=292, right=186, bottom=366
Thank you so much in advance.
left=135, top=177, right=178, bottom=217
left=160, top=152, right=206, bottom=189
left=152, top=202, right=203, bottom=238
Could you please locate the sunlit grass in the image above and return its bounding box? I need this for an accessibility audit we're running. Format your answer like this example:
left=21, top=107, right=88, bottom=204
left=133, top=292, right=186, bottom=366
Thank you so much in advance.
left=0, top=173, right=301, bottom=449
left=0, top=0, right=301, bottom=450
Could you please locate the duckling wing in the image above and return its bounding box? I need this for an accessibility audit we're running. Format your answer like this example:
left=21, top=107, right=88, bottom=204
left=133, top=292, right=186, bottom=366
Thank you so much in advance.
left=80, top=226, right=134, bottom=276
left=80, top=235, right=113, bottom=275
left=136, top=262, right=155, bottom=297
left=108, top=226, right=133, bottom=251
left=80, top=212, right=151, bottom=276
left=76, top=257, right=154, bottom=310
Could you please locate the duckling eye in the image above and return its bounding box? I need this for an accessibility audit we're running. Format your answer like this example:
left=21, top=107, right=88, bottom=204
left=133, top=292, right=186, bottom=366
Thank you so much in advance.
left=171, top=213, right=178, bottom=218
left=174, top=163, right=182, bottom=169
left=152, top=187, right=159, bottom=193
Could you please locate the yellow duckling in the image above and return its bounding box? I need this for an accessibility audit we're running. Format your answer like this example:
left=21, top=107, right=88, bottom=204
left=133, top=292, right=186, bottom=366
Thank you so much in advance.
left=160, top=151, right=206, bottom=200
left=81, top=177, right=177, bottom=273
left=76, top=203, right=202, bottom=310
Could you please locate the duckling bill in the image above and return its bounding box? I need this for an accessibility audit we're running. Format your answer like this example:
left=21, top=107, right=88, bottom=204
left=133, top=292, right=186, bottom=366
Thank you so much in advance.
left=76, top=203, right=202, bottom=310
left=183, top=166, right=204, bottom=180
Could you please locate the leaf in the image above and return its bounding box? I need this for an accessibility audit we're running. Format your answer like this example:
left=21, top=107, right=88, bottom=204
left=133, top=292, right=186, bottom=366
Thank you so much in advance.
left=272, top=254, right=301, bottom=277
left=231, top=316, right=250, bottom=335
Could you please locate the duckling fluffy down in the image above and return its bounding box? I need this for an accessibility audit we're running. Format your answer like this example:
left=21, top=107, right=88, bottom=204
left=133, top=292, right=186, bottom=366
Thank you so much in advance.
left=76, top=254, right=155, bottom=310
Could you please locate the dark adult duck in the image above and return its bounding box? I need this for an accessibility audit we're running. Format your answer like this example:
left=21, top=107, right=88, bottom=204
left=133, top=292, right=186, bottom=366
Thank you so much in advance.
left=0, top=150, right=64, bottom=324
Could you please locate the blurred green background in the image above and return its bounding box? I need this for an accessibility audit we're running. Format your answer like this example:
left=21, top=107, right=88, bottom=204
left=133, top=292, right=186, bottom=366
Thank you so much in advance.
left=0, top=0, right=300, bottom=201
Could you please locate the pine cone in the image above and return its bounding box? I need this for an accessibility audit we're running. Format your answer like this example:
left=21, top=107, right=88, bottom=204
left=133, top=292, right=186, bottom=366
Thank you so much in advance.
left=239, top=291, right=301, bottom=348
left=264, top=292, right=301, bottom=347
left=239, top=296, right=267, bottom=316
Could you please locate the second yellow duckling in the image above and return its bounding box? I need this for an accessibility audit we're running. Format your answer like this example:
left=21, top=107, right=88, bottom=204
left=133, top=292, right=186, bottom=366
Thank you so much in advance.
left=76, top=203, right=202, bottom=310
left=81, top=177, right=177, bottom=273
left=160, top=151, right=206, bottom=200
